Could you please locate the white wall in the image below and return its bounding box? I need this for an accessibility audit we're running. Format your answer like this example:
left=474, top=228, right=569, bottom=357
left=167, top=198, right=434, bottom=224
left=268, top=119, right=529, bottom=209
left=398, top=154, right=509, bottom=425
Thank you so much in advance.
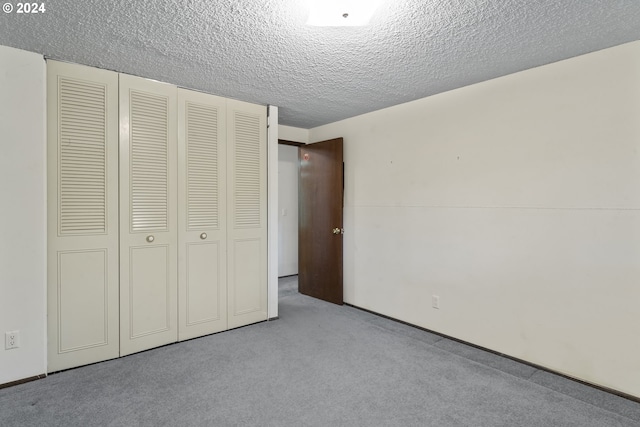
left=278, top=145, right=299, bottom=276
left=276, top=124, right=306, bottom=277
left=0, top=46, right=47, bottom=384
left=278, top=125, right=309, bottom=143
left=309, top=41, right=640, bottom=398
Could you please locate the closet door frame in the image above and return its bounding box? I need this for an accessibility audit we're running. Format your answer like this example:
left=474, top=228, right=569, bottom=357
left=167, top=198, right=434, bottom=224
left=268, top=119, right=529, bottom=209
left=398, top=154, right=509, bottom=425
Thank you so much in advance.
left=48, top=59, right=272, bottom=365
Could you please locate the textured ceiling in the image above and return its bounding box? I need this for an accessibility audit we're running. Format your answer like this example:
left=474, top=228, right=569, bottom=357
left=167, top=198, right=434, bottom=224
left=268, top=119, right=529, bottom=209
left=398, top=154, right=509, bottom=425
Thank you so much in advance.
left=1, top=0, right=639, bottom=128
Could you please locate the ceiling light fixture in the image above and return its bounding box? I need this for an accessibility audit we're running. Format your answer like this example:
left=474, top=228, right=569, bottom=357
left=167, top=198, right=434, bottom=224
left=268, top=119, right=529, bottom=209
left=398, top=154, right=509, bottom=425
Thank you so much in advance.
left=306, top=0, right=382, bottom=27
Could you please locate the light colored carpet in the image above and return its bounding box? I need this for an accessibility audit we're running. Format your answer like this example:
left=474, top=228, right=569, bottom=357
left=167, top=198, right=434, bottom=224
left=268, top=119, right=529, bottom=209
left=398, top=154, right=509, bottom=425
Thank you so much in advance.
left=278, top=274, right=298, bottom=298
left=1, top=277, right=639, bottom=426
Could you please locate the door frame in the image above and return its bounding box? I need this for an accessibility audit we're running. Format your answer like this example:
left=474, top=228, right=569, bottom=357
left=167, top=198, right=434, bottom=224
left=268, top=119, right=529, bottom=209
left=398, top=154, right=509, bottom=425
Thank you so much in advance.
left=271, top=135, right=305, bottom=314
left=267, top=106, right=279, bottom=319
left=273, top=135, right=344, bottom=305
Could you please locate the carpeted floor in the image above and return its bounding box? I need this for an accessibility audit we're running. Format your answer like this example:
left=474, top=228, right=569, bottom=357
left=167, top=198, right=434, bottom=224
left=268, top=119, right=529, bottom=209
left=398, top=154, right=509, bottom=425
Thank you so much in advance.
left=278, top=274, right=299, bottom=298
left=1, top=276, right=639, bottom=426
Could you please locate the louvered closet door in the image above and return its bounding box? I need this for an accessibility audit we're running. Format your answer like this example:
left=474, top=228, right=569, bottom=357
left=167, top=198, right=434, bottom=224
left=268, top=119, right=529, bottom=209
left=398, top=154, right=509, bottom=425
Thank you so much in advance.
left=227, top=100, right=268, bottom=329
left=47, top=61, right=119, bottom=372
left=177, top=89, right=228, bottom=341
left=119, top=74, right=178, bottom=356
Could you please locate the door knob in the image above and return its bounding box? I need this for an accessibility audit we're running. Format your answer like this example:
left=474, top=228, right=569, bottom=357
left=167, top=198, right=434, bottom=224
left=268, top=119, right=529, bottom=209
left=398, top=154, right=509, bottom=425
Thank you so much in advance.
left=332, top=228, right=341, bottom=235
left=146, top=235, right=155, bottom=243
left=200, top=232, right=207, bottom=240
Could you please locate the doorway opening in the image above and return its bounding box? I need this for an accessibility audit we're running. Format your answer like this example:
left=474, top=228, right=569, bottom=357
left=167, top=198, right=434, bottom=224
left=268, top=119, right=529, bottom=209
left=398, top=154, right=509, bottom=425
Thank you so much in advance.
left=277, top=140, right=302, bottom=299
left=277, top=138, right=344, bottom=304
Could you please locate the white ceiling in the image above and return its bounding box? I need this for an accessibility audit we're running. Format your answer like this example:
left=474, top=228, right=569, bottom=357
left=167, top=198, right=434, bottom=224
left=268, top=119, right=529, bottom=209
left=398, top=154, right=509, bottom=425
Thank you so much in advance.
left=1, top=0, right=639, bottom=128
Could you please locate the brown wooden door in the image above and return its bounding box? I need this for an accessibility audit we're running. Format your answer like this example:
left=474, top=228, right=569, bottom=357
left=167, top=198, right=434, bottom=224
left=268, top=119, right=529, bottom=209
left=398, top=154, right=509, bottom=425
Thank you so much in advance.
left=299, top=138, right=343, bottom=305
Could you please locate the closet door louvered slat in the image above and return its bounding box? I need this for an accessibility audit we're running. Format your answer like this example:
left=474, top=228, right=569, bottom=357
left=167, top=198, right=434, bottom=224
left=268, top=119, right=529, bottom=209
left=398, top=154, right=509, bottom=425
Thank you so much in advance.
left=47, top=61, right=119, bottom=371
left=177, top=89, right=228, bottom=340
left=227, top=100, right=268, bottom=329
left=119, top=74, right=178, bottom=356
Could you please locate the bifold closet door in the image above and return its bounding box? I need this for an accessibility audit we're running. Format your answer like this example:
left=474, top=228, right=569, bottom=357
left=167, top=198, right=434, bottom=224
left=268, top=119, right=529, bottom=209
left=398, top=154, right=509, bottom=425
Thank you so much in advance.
left=227, top=100, right=268, bottom=329
left=119, top=74, right=178, bottom=356
left=47, top=60, right=120, bottom=372
left=177, top=89, right=228, bottom=341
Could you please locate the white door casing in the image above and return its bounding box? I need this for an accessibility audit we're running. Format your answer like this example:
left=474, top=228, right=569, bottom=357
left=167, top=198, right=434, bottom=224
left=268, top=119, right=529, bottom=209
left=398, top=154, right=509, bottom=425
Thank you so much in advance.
left=119, top=73, right=178, bottom=356
left=47, top=60, right=120, bottom=372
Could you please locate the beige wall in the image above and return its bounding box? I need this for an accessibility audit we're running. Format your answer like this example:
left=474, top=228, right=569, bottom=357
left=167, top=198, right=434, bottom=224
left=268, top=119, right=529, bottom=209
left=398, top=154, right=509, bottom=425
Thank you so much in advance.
left=310, top=41, right=640, bottom=398
left=278, top=125, right=309, bottom=143
left=278, top=145, right=299, bottom=276
left=0, top=46, right=47, bottom=384
left=276, top=125, right=306, bottom=277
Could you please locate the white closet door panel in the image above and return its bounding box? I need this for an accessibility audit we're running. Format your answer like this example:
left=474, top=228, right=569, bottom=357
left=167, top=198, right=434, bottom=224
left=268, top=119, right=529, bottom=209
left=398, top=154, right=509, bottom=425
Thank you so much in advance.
left=227, top=100, right=267, bottom=329
left=58, top=250, right=109, bottom=351
left=185, top=242, right=223, bottom=321
left=129, top=246, right=171, bottom=337
left=231, top=239, right=261, bottom=314
left=47, top=60, right=119, bottom=372
left=178, top=88, right=227, bottom=340
left=119, top=73, right=177, bottom=356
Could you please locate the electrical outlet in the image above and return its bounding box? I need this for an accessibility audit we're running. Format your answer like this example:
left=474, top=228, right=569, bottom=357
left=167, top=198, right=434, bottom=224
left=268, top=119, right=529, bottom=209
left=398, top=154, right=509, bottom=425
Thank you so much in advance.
left=5, top=331, right=19, bottom=350
left=432, top=295, right=440, bottom=309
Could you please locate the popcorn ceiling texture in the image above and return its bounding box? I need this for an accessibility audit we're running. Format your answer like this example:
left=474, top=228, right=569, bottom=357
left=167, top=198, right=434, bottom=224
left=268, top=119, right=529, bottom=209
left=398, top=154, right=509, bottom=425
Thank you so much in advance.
left=0, top=0, right=639, bottom=128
